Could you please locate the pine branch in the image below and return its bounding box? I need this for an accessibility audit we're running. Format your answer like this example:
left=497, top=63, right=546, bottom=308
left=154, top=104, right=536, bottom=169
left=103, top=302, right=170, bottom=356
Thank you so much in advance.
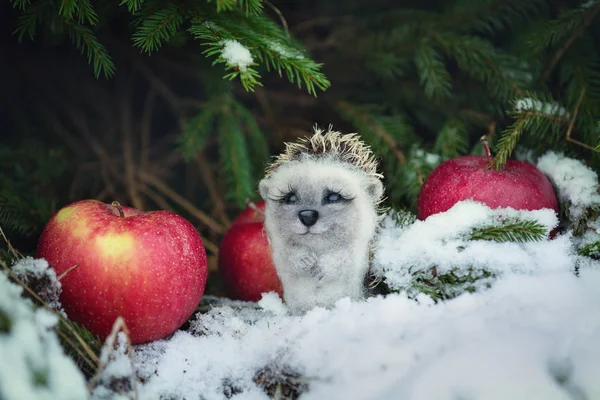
left=469, top=219, right=548, bottom=243
left=119, top=0, right=144, bottom=13
left=132, top=3, right=184, bottom=53
left=218, top=103, right=255, bottom=206
left=12, top=0, right=54, bottom=41
left=10, top=0, right=31, bottom=10
left=559, top=36, right=600, bottom=150
left=580, top=241, right=600, bottom=258
left=490, top=93, right=570, bottom=169
left=434, top=119, right=469, bottom=159
left=189, top=14, right=330, bottom=95
left=387, top=208, right=417, bottom=228
left=59, top=0, right=98, bottom=25
left=433, top=34, right=525, bottom=101
left=241, top=0, right=264, bottom=16
left=336, top=101, right=409, bottom=166
left=66, top=24, right=116, bottom=78
left=414, top=43, right=452, bottom=99
left=177, top=104, right=219, bottom=161
left=539, top=2, right=600, bottom=82
left=233, top=101, right=269, bottom=183
left=447, top=0, right=545, bottom=33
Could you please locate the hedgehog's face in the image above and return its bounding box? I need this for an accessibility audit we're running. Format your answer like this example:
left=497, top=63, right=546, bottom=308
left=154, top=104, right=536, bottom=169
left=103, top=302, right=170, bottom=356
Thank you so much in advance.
left=259, top=158, right=383, bottom=250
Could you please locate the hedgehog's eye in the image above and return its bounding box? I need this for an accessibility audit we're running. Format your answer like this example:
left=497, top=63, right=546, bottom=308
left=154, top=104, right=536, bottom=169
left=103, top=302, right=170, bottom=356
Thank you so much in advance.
left=284, top=192, right=298, bottom=204
left=323, top=191, right=343, bottom=204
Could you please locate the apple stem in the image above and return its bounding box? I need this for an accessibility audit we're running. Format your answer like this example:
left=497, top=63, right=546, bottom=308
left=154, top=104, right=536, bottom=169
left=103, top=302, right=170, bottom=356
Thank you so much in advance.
left=111, top=201, right=125, bottom=217
left=245, top=198, right=265, bottom=216
left=480, top=135, right=493, bottom=160
left=57, top=264, right=79, bottom=281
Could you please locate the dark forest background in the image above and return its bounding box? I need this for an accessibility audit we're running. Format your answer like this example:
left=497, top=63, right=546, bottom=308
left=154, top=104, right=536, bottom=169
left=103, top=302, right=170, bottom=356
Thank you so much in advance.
left=1, top=0, right=599, bottom=294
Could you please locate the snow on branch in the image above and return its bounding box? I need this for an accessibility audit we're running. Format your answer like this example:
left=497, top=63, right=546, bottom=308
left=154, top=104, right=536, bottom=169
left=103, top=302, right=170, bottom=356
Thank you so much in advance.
left=0, top=264, right=89, bottom=400
left=514, top=97, right=570, bottom=118
left=220, top=40, right=255, bottom=72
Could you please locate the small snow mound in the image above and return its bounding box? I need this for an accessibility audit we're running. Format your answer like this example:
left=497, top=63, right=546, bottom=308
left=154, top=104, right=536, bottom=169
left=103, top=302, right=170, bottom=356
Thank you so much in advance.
left=12, top=257, right=64, bottom=314
left=372, top=201, right=563, bottom=295
left=0, top=269, right=89, bottom=400
left=91, top=322, right=137, bottom=400
left=258, top=292, right=287, bottom=316
left=514, top=97, right=569, bottom=118
left=220, top=40, right=254, bottom=72
left=537, top=151, right=600, bottom=220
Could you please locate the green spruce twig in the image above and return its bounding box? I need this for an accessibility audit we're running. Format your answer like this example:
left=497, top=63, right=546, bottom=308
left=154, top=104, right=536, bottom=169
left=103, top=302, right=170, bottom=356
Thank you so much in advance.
left=469, top=220, right=548, bottom=243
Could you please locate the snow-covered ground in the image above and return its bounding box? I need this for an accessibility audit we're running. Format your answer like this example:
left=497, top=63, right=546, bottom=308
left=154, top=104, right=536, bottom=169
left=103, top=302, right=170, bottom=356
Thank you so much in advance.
left=2, top=151, right=600, bottom=400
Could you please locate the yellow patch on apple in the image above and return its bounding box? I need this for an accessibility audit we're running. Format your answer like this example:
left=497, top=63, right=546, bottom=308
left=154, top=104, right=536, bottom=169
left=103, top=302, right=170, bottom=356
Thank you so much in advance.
left=95, top=232, right=135, bottom=263
left=54, top=206, right=76, bottom=224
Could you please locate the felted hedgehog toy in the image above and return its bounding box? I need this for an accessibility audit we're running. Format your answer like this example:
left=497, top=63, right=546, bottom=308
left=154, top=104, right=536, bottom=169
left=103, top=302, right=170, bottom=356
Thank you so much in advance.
left=258, top=126, right=385, bottom=313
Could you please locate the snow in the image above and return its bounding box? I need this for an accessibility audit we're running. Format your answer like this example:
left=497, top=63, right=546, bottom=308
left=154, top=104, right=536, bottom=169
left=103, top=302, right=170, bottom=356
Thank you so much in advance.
left=11, top=257, right=64, bottom=315
left=537, top=151, right=600, bottom=220
left=220, top=40, right=254, bottom=72
left=129, top=150, right=600, bottom=400
left=514, top=97, right=569, bottom=118
left=268, top=41, right=304, bottom=60
left=580, top=0, right=596, bottom=8
left=0, top=263, right=89, bottom=400
left=133, top=269, right=600, bottom=400
left=372, top=201, right=563, bottom=295
left=91, top=328, right=137, bottom=400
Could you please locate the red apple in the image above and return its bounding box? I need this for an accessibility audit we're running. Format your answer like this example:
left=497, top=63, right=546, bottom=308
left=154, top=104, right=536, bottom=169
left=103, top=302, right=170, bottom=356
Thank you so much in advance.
left=417, top=140, right=559, bottom=220
left=218, top=201, right=283, bottom=301
left=36, top=199, right=207, bottom=344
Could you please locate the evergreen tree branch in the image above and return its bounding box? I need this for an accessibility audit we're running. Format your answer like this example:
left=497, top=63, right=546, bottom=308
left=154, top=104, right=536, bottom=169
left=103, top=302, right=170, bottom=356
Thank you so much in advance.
left=469, top=219, right=548, bottom=243
left=414, top=43, right=452, bottom=99
left=580, top=241, right=600, bottom=258
left=432, top=34, right=525, bottom=100
left=119, top=0, right=144, bottom=13
left=66, top=24, right=116, bottom=78
left=59, top=0, right=98, bottom=25
left=447, top=0, right=544, bottom=33
left=540, top=2, right=600, bottom=82
left=217, top=105, right=255, bottom=207
left=490, top=93, right=570, bottom=169
left=132, top=3, right=184, bottom=53
left=434, top=119, right=469, bottom=159
left=337, top=101, right=407, bottom=165
left=188, top=15, right=330, bottom=95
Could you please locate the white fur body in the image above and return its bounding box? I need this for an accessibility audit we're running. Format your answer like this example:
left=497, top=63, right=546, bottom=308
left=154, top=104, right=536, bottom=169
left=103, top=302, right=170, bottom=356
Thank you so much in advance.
left=259, top=156, right=383, bottom=314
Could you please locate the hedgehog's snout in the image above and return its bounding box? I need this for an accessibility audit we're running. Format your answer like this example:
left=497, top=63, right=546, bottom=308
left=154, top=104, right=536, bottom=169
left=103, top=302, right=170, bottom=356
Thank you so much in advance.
left=298, top=210, right=319, bottom=227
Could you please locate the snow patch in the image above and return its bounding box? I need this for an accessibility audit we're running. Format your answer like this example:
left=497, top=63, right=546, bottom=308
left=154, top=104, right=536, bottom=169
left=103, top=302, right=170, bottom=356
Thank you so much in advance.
left=133, top=269, right=600, bottom=399
left=220, top=40, right=254, bottom=72
left=0, top=269, right=89, bottom=400
left=514, top=97, right=569, bottom=118
left=372, top=201, right=562, bottom=294
left=537, top=151, right=600, bottom=220
left=12, top=257, right=64, bottom=315
left=268, top=41, right=304, bottom=60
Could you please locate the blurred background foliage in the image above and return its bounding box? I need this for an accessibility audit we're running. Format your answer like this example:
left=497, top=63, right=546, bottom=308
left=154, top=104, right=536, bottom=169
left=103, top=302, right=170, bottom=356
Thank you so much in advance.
left=1, top=0, right=600, bottom=291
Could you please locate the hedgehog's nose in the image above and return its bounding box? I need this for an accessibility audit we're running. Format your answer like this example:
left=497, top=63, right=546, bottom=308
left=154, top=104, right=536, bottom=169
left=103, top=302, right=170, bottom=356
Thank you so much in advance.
left=298, top=210, right=319, bottom=227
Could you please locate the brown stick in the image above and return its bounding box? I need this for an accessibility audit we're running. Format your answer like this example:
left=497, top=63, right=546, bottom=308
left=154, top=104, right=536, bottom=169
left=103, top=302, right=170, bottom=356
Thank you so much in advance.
left=541, top=4, right=600, bottom=83
left=138, top=184, right=220, bottom=255
left=337, top=101, right=407, bottom=165
left=140, top=89, right=156, bottom=172
left=120, top=78, right=145, bottom=210
left=195, top=154, right=232, bottom=227
left=137, top=170, right=225, bottom=234
left=565, top=87, right=599, bottom=152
